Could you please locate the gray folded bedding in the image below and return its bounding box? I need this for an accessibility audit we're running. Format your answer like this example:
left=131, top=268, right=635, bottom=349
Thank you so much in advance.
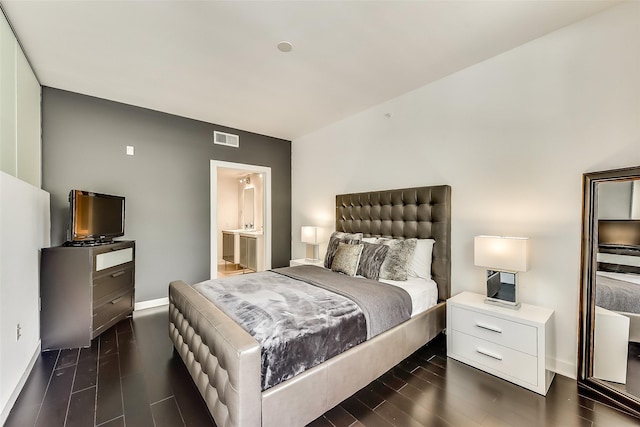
left=596, top=273, right=640, bottom=314
left=193, top=265, right=411, bottom=390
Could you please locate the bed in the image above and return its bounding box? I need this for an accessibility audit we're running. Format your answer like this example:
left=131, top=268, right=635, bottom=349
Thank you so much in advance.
left=168, top=185, right=451, bottom=427
left=596, top=247, right=640, bottom=342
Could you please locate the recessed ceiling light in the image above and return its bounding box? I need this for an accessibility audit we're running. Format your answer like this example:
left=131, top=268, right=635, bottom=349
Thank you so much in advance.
left=277, top=41, right=293, bottom=53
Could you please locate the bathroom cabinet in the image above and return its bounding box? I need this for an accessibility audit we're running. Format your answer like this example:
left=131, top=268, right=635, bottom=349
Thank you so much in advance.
left=222, top=231, right=235, bottom=263
left=239, top=233, right=264, bottom=272
left=239, top=235, right=257, bottom=271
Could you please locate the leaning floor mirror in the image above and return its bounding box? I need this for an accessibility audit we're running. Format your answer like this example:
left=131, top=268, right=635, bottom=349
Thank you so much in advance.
left=579, top=166, right=640, bottom=417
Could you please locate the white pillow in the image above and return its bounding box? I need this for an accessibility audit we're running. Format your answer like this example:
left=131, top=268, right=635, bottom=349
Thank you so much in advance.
left=407, top=239, right=435, bottom=280
left=362, top=237, right=377, bottom=243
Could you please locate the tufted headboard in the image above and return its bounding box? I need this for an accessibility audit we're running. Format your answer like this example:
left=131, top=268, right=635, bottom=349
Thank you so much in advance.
left=335, top=185, right=451, bottom=302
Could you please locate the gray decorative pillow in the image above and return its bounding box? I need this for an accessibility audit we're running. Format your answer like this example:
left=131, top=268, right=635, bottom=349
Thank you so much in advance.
left=331, top=243, right=364, bottom=276
left=356, top=242, right=390, bottom=280
left=376, top=238, right=418, bottom=281
left=324, top=231, right=363, bottom=268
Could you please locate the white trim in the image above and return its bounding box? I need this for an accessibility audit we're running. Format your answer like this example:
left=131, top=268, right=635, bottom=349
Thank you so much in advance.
left=0, top=340, right=41, bottom=426
left=134, top=297, right=169, bottom=311
left=553, top=358, right=576, bottom=380
left=210, top=160, right=272, bottom=279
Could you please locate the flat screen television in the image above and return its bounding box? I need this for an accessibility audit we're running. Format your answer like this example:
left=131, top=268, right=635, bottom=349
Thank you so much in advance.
left=68, top=190, right=125, bottom=245
left=598, top=219, right=640, bottom=248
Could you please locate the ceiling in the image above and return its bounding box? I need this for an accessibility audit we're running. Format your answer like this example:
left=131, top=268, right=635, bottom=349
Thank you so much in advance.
left=1, top=1, right=618, bottom=141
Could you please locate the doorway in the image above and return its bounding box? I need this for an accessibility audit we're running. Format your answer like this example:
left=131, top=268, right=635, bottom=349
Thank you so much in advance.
left=210, top=160, right=272, bottom=279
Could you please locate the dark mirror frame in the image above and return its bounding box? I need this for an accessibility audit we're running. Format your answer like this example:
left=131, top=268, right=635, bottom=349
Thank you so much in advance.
left=578, top=166, right=640, bottom=417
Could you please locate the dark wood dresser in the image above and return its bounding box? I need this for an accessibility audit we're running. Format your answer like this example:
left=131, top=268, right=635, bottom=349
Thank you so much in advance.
left=40, top=240, right=135, bottom=350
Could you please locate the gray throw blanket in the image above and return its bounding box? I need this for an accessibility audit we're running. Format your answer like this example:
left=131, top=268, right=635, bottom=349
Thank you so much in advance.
left=273, top=265, right=412, bottom=339
left=596, top=274, right=640, bottom=314
left=193, top=266, right=411, bottom=390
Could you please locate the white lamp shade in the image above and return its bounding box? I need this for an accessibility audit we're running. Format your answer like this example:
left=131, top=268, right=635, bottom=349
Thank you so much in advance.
left=301, top=226, right=319, bottom=244
left=474, top=235, right=530, bottom=272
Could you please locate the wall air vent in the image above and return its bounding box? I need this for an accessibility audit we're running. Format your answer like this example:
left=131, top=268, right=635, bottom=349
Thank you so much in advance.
left=213, top=131, right=239, bottom=148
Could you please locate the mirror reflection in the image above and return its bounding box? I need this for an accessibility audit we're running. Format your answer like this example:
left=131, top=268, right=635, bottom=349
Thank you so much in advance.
left=593, top=178, right=640, bottom=397
left=243, top=187, right=254, bottom=228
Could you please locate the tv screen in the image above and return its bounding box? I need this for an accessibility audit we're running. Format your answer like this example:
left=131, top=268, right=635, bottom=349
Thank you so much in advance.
left=598, top=219, right=640, bottom=248
left=69, top=190, right=125, bottom=244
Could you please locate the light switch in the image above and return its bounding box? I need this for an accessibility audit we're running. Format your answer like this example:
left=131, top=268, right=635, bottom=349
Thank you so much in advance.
left=126, top=146, right=135, bottom=156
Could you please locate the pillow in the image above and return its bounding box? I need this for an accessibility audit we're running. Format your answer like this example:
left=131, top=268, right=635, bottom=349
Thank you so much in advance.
left=324, top=231, right=363, bottom=268
left=356, top=242, right=390, bottom=280
left=407, top=239, right=436, bottom=280
left=375, top=238, right=417, bottom=281
left=362, top=237, right=377, bottom=244
left=331, top=242, right=364, bottom=276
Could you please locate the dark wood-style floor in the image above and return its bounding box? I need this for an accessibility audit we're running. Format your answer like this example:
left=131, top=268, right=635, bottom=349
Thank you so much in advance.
left=5, top=306, right=640, bottom=427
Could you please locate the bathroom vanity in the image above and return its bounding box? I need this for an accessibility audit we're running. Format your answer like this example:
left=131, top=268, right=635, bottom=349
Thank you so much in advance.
left=222, top=229, right=264, bottom=272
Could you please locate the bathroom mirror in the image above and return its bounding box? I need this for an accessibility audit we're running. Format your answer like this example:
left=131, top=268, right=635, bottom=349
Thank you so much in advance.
left=243, top=187, right=254, bottom=228
left=578, top=166, right=640, bottom=417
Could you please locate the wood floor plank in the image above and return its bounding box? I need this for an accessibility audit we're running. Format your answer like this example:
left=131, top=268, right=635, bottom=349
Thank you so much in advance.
left=340, top=396, right=393, bottom=427
left=116, top=329, right=143, bottom=378
left=323, top=404, right=358, bottom=427
left=34, top=365, right=76, bottom=427
left=66, top=386, right=97, bottom=427
left=95, top=353, right=123, bottom=425
left=151, top=397, right=185, bottom=427
left=96, top=416, right=124, bottom=427
left=166, top=354, right=217, bottom=426
left=121, top=372, right=155, bottom=427
left=306, top=415, right=335, bottom=427
left=99, top=327, right=118, bottom=358
left=4, top=350, right=59, bottom=427
left=55, top=348, right=79, bottom=370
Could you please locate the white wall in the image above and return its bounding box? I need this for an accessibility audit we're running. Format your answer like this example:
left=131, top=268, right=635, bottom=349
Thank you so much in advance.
left=0, top=172, right=50, bottom=423
left=292, top=2, right=640, bottom=378
left=0, top=9, right=45, bottom=424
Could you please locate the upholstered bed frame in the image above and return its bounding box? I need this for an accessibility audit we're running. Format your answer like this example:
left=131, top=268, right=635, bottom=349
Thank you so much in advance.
left=168, top=185, right=451, bottom=427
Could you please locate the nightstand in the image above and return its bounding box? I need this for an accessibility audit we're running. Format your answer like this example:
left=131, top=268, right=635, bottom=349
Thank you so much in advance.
left=289, top=258, right=324, bottom=267
left=447, top=291, right=555, bottom=395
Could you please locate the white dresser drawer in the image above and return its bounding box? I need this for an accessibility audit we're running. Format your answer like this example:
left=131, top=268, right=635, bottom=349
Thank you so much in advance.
left=450, top=331, right=538, bottom=386
left=95, top=247, right=133, bottom=271
left=451, top=305, right=537, bottom=356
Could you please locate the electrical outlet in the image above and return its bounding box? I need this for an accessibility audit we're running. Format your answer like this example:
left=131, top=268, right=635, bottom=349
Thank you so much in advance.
left=16, top=323, right=21, bottom=341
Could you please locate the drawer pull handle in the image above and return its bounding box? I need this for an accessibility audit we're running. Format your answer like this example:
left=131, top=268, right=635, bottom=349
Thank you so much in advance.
left=476, top=348, right=503, bottom=361
left=111, top=271, right=126, bottom=278
left=475, top=322, right=502, bottom=333
left=110, top=296, right=125, bottom=305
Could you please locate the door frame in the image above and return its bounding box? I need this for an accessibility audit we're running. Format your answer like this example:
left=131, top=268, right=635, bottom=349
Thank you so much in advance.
left=210, top=160, right=272, bottom=278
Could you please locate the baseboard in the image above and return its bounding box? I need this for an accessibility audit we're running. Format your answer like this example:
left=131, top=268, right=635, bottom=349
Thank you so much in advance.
left=134, top=297, right=169, bottom=311
left=554, top=358, right=577, bottom=379
left=0, top=340, right=41, bottom=425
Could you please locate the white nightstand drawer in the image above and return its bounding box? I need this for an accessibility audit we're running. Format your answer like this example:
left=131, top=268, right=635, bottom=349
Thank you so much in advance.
left=451, top=306, right=537, bottom=356
left=450, top=331, right=538, bottom=386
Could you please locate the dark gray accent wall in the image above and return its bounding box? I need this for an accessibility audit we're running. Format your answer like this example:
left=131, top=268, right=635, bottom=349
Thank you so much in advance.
left=42, top=88, right=291, bottom=302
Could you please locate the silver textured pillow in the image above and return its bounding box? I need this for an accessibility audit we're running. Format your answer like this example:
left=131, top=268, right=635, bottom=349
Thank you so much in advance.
left=331, top=243, right=364, bottom=276
left=376, top=238, right=418, bottom=281
left=356, top=242, right=389, bottom=280
left=324, top=231, right=363, bottom=268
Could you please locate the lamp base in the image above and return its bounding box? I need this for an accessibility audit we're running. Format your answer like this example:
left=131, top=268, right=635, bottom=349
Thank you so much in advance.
left=484, top=297, right=521, bottom=310
left=305, top=244, right=319, bottom=262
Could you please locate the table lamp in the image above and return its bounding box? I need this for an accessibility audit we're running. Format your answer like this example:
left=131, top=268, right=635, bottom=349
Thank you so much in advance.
left=474, top=235, right=530, bottom=309
left=301, top=226, right=320, bottom=261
